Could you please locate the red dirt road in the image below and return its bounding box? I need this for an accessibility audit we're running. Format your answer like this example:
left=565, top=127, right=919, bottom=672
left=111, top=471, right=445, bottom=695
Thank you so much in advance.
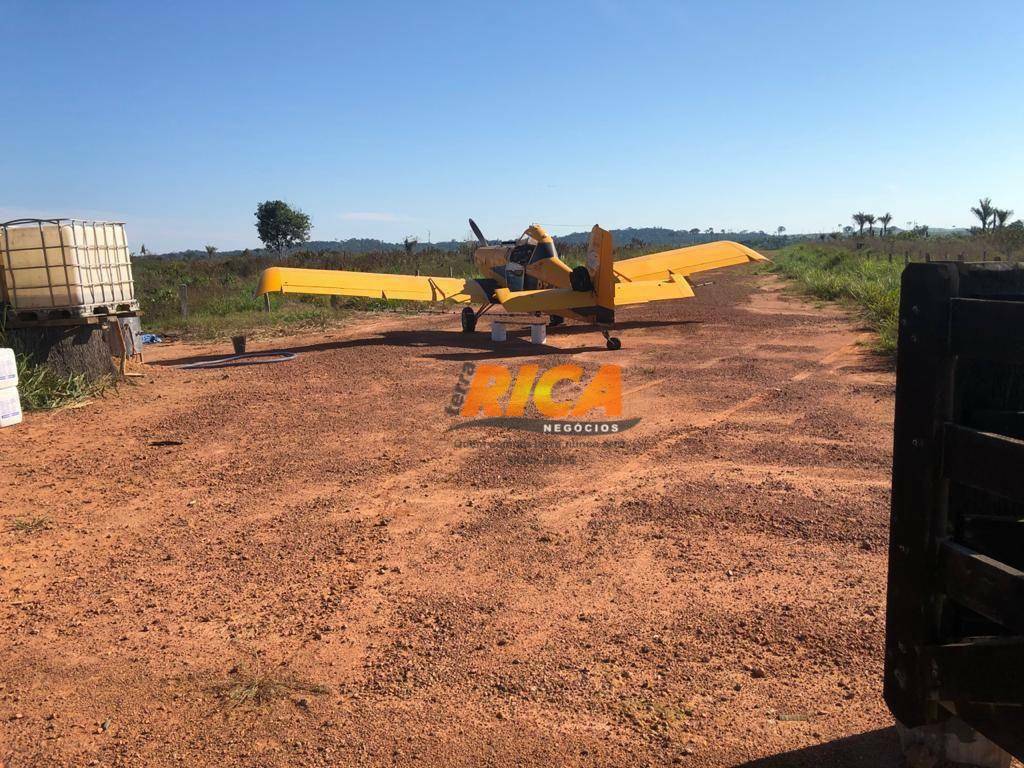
left=0, top=270, right=900, bottom=767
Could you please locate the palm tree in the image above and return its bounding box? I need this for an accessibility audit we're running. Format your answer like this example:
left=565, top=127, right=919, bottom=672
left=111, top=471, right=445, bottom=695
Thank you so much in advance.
left=866, top=214, right=877, bottom=236
left=994, top=208, right=1014, bottom=228
left=971, top=197, right=995, bottom=231
left=853, top=212, right=868, bottom=236
left=204, top=245, right=217, bottom=257
left=776, top=225, right=786, bottom=237
left=879, top=212, right=893, bottom=237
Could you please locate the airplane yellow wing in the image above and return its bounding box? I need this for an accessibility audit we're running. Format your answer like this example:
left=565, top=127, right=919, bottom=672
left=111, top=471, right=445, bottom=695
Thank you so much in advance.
left=255, top=266, right=488, bottom=304
left=492, top=287, right=596, bottom=313
left=613, top=241, right=767, bottom=282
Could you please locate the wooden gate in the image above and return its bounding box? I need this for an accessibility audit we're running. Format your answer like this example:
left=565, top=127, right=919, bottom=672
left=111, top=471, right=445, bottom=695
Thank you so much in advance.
left=885, top=261, right=1024, bottom=758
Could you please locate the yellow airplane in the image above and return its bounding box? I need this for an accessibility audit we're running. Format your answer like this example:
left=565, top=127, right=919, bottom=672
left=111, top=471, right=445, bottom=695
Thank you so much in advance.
left=254, top=221, right=767, bottom=350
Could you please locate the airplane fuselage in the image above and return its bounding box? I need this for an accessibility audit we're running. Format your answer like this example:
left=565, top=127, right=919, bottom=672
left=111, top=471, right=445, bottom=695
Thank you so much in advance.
left=471, top=225, right=597, bottom=322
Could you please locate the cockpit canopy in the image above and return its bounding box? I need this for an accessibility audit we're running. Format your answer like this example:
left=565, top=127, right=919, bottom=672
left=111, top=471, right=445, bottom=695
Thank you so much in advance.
left=509, top=224, right=558, bottom=266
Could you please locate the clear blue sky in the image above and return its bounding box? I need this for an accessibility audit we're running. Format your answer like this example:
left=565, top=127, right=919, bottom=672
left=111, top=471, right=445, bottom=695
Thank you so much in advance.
left=4, top=0, right=1022, bottom=251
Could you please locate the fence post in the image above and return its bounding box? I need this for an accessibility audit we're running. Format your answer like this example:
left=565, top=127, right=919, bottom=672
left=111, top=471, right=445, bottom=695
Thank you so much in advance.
left=885, top=262, right=959, bottom=729
left=179, top=284, right=189, bottom=320
left=263, top=294, right=271, bottom=313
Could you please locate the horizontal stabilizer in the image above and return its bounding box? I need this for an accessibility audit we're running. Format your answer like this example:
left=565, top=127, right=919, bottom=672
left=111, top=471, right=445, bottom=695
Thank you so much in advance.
left=493, top=287, right=597, bottom=313
left=614, top=274, right=695, bottom=305
left=614, top=241, right=767, bottom=283
left=255, top=267, right=487, bottom=304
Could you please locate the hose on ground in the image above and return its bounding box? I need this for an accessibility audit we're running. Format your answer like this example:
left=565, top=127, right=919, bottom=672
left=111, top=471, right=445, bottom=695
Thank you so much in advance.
left=177, top=352, right=298, bottom=370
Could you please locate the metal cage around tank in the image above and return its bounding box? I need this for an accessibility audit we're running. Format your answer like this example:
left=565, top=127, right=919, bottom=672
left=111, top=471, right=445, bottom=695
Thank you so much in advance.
left=0, top=218, right=139, bottom=322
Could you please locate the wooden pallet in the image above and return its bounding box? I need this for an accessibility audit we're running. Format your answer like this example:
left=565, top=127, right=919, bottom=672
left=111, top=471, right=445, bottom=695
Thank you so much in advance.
left=3, top=299, right=140, bottom=325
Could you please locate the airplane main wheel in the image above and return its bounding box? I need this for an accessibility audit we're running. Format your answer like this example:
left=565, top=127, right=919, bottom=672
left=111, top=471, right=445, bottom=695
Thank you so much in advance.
left=461, top=307, right=477, bottom=333
left=606, top=336, right=622, bottom=351
left=549, top=314, right=564, bottom=327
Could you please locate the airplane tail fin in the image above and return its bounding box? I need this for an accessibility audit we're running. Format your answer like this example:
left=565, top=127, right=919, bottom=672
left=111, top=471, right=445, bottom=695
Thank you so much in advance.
left=587, top=225, right=615, bottom=319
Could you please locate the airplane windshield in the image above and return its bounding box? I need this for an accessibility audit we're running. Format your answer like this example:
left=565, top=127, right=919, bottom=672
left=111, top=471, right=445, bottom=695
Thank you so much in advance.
left=510, top=235, right=537, bottom=266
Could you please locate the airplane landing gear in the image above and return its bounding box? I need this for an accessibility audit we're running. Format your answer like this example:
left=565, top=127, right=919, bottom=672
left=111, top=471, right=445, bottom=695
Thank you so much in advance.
left=461, top=306, right=477, bottom=333
left=602, top=330, right=621, bottom=350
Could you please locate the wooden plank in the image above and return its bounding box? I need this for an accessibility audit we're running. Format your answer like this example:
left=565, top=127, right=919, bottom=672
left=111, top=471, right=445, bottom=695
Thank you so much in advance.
left=957, top=261, right=1024, bottom=300
left=966, top=409, right=1024, bottom=440
left=940, top=541, right=1024, bottom=633
left=943, top=424, right=1024, bottom=504
left=926, top=636, right=1024, bottom=704
left=884, top=262, right=959, bottom=728
left=950, top=298, right=1024, bottom=362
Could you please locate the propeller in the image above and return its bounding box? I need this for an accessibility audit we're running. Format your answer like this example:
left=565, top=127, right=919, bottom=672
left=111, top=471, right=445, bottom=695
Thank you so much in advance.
left=468, top=218, right=488, bottom=246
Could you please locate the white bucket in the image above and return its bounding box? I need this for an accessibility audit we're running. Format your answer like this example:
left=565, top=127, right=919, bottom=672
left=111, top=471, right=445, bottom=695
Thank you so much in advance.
left=491, top=322, right=507, bottom=342
left=530, top=323, right=547, bottom=345
left=0, top=348, right=17, bottom=389
left=0, top=386, right=22, bottom=427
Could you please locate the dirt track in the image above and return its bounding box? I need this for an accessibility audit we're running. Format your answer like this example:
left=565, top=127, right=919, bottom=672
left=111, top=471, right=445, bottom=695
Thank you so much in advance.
left=0, top=269, right=900, bottom=767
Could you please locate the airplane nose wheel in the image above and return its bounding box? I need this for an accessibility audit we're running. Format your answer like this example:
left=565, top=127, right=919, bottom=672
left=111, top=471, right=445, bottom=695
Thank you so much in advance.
left=602, top=330, right=622, bottom=350
left=461, top=306, right=477, bottom=333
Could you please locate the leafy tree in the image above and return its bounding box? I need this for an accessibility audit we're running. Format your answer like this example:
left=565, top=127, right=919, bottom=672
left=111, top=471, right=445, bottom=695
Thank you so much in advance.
left=878, top=212, right=893, bottom=237
left=970, top=197, right=994, bottom=231
left=688, top=227, right=700, bottom=235
left=255, top=200, right=311, bottom=253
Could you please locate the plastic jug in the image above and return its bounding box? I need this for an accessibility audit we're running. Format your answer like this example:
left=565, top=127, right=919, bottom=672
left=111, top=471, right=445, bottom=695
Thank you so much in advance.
left=0, top=386, right=22, bottom=427
left=0, top=348, right=16, bottom=389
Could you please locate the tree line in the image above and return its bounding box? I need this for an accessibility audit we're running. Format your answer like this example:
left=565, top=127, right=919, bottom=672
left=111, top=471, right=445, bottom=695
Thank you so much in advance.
left=969, top=197, right=1015, bottom=232
left=851, top=212, right=894, bottom=237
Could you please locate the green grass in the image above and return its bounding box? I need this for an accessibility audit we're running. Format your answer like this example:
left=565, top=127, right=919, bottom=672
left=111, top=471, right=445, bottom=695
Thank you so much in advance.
left=14, top=353, right=109, bottom=410
left=768, top=244, right=903, bottom=353
left=134, top=247, right=481, bottom=340
left=0, top=323, right=110, bottom=412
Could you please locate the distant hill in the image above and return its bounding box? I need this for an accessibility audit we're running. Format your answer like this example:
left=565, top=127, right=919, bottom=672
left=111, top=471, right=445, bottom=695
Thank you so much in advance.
left=552, top=227, right=773, bottom=249
left=147, top=227, right=783, bottom=259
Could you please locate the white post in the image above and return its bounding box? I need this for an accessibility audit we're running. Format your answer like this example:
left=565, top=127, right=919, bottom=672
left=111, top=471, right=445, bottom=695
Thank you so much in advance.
left=530, top=323, right=547, bottom=345
left=897, top=720, right=1011, bottom=768
left=491, top=322, right=507, bottom=342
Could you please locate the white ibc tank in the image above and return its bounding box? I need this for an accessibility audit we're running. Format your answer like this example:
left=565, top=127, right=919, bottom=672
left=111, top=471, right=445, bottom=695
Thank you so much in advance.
left=0, top=219, right=137, bottom=313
